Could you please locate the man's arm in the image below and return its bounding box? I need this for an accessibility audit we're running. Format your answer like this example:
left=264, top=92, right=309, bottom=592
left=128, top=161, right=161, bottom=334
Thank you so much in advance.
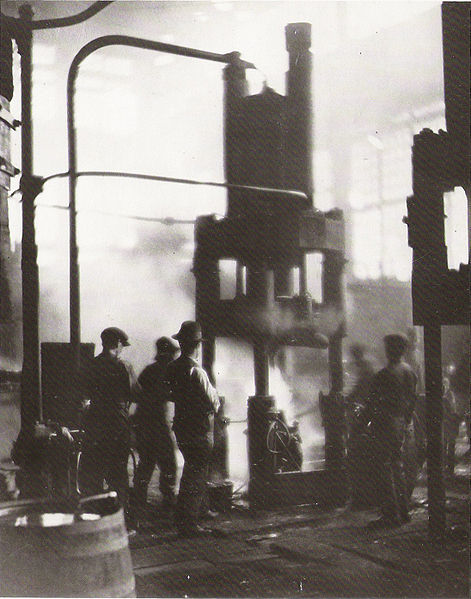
left=359, top=373, right=380, bottom=427
left=123, top=360, right=142, bottom=402
left=192, top=366, right=220, bottom=414
left=404, top=368, right=418, bottom=423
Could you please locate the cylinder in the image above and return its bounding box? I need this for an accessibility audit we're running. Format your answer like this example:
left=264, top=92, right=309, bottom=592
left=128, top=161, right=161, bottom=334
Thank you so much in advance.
left=247, top=266, right=274, bottom=308
left=285, top=22, right=313, bottom=201
left=0, top=494, right=135, bottom=597
left=247, top=395, right=275, bottom=508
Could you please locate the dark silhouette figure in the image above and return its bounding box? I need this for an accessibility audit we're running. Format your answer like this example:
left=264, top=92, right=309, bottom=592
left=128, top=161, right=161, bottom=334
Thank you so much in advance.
left=345, top=343, right=376, bottom=508
left=165, top=321, right=220, bottom=538
left=361, top=334, right=417, bottom=528
left=132, top=336, right=180, bottom=522
left=79, top=327, right=139, bottom=518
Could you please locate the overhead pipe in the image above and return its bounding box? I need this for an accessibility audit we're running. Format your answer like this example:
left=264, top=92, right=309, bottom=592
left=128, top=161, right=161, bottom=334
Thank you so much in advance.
left=67, top=36, right=256, bottom=371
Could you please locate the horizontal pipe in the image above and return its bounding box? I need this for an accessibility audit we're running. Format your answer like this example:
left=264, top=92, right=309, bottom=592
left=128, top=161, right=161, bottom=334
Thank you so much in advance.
left=43, top=169, right=308, bottom=201
left=67, top=36, right=255, bottom=372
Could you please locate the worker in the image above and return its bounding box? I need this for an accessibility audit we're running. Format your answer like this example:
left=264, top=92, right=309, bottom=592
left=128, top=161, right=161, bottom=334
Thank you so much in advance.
left=345, top=342, right=376, bottom=509
left=79, top=327, right=139, bottom=525
left=443, top=376, right=460, bottom=475
left=405, top=327, right=425, bottom=395
left=361, top=334, right=417, bottom=528
left=450, top=345, right=470, bottom=458
left=132, top=336, right=180, bottom=523
left=165, top=320, right=220, bottom=538
left=346, top=342, right=375, bottom=427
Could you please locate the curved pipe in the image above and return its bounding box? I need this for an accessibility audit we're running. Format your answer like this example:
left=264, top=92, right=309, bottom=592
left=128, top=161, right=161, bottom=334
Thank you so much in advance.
left=67, top=36, right=255, bottom=368
left=1, top=2, right=113, bottom=31
left=44, top=169, right=307, bottom=200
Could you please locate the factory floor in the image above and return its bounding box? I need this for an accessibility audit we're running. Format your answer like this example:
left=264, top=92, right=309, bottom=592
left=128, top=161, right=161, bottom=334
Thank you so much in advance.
left=130, top=449, right=469, bottom=598
left=0, top=387, right=469, bottom=598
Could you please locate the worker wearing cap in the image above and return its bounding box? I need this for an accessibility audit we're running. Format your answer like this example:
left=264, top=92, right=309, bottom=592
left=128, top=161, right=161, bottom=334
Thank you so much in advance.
left=132, top=337, right=180, bottom=521
left=165, top=321, right=220, bottom=538
left=361, top=334, right=417, bottom=528
left=79, top=327, right=139, bottom=516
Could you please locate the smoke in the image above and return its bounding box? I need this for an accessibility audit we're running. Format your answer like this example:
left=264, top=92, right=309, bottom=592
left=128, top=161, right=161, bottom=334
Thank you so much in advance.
left=214, top=339, right=327, bottom=486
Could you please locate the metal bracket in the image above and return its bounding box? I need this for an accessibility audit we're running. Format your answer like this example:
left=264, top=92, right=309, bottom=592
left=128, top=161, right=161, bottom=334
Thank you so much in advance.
left=0, top=100, right=21, bottom=129
left=0, top=156, right=20, bottom=177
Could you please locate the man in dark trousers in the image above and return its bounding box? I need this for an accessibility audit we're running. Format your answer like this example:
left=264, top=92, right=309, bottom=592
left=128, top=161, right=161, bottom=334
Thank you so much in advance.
left=346, top=342, right=375, bottom=426
left=361, top=334, right=417, bottom=528
left=79, top=327, right=139, bottom=523
left=132, top=336, right=180, bottom=521
left=345, top=343, right=376, bottom=508
left=165, top=321, right=220, bottom=538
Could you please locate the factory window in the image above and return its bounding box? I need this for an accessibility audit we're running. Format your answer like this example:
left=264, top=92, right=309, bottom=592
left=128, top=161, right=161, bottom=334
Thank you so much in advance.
left=445, top=187, right=469, bottom=271
left=219, top=259, right=238, bottom=300
left=305, top=253, right=323, bottom=304
left=348, top=104, right=447, bottom=281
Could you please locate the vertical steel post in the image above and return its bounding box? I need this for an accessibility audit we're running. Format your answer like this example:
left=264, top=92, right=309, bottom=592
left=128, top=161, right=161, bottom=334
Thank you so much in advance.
left=17, top=4, right=42, bottom=429
left=322, top=250, right=346, bottom=472
left=410, top=129, right=447, bottom=539
left=67, top=61, right=80, bottom=372
left=253, top=340, right=269, bottom=397
left=423, top=322, right=446, bottom=538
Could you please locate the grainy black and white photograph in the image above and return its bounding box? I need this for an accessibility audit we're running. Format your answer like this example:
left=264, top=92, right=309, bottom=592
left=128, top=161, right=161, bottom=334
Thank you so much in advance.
left=0, top=1, right=469, bottom=597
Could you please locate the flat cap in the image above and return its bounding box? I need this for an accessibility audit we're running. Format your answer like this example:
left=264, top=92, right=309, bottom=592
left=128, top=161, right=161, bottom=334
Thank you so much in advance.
left=155, top=336, right=180, bottom=356
left=101, top=327, right=130, bottom=346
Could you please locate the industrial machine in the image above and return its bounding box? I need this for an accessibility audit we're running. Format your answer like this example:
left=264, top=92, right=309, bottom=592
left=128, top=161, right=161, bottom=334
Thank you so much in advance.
left=194, top=23, right=347, bottom=508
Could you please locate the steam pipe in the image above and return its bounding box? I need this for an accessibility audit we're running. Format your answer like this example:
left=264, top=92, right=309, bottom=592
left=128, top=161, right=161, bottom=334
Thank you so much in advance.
left=67, top=35, right=255, bottom=371
left=43, top=169, right=308, bottom=200
left=17, top=4, right=42, bottom=429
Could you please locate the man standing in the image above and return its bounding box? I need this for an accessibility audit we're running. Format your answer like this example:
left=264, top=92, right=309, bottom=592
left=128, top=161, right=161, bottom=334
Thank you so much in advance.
left=361, top=334, right=417, bottom=528
left=345, top=343, right=376, bottom=508
left=132, top=336, right=180, bottom=521
left=405, top=327, right=425, bottom=395
left=80, top=327, right=139, bottom=520
left=346, top=342, right=375, bottom=423
left=165, top=321, right=220, bottom=538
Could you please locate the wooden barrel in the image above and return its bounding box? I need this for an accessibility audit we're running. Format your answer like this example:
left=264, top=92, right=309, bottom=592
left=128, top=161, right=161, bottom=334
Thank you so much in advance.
left=0, top=493, right=135, bottom=597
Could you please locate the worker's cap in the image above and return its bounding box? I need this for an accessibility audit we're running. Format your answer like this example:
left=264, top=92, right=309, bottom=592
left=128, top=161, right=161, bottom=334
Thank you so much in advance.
left=172, top=320, right=204, bottom=344
left=155, top=336, right=180, bottom=357
left=100, top=327, right=130, bottom=346
left=384, top=333, right=408, bottom=355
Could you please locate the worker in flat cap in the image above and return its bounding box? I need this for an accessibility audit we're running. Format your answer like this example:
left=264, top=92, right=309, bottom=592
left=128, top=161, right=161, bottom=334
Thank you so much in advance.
left=79, top=327, right=139, bottom=525
left=165, top=321, right=220, bottom=538
left=131, top=336, right=180, bottom=524
left=360, top=333, right=417, bottom=528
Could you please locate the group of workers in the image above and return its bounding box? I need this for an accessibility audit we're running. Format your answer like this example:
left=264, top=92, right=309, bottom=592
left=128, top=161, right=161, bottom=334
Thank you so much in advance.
left=78, top=319, right=467, bottom=538
left=346, top=330, right=468, bottom=529
left=79, top=320, right=219, bottom=538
